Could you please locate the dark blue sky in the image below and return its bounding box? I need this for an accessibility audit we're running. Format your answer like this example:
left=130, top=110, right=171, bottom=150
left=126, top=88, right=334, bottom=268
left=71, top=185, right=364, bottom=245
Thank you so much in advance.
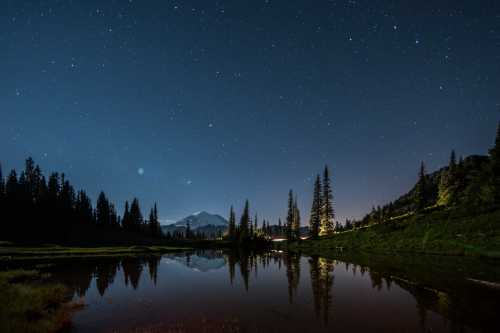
left=1, top=0, right=499, bottom=224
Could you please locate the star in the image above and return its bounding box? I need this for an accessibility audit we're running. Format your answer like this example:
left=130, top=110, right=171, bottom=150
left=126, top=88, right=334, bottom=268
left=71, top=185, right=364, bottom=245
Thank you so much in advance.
left=137, top=168, right=145, bottom=176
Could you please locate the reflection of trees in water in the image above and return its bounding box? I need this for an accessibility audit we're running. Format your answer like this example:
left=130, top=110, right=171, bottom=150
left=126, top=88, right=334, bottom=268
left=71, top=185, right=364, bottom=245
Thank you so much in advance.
left=95, top=260, right=119, bottom=296
left=39, top=251, right=500, bottom=332
left=122, top=257, right=144, bottom=290
left=309, top=256, right=335, bottom=325
left=284, top=252, right=301, bottom=304
left=45, top=260, right=96, bottom=297
left=146, top=256, right=161, bottom=286
left=38, top=255, right=162, bottom=298
left=224, top=250, right=302, bottom=305
left=239, top=251, right=251, bottom=291
left=227, top=252, right=236, bottom=285
left=225, top=250, right=289, bottom=292
left=369, top=270, right=384, bottom=291
left=345, top=259, right=500, bottom=332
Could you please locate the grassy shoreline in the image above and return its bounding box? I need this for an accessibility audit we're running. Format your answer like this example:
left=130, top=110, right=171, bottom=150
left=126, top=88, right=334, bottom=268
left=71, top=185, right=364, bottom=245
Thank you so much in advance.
left=0, top=244, right=192, bottom=261
left=288, top=208, right=500, bottom=259
left=0, top=269, right=82, bottom=333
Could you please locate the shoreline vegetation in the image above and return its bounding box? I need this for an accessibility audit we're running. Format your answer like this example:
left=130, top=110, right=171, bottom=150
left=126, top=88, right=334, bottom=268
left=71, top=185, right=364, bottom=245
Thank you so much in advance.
left=287, top=207, right=500, bottom=259
left=0, top=243, right=192, bottom=261
left=283, top=122, right=500, bottom=259
left=0, top=269, right=82, bottom=333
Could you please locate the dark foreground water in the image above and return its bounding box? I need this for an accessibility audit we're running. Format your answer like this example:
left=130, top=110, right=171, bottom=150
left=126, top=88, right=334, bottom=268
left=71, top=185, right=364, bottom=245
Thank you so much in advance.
left=11, top=250, right=500, bottom=332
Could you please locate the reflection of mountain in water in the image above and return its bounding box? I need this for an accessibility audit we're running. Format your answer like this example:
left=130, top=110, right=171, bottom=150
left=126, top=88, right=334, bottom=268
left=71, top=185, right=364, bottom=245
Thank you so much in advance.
left=15, top=250, right=500, bottom=332
left=164, top=250, right=226, bottom=272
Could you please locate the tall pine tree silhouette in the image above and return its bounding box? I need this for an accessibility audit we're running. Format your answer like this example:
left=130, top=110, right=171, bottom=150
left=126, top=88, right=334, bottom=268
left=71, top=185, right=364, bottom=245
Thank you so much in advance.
left=490, top=122, right=500, bottom=204
left=129, top=198, right=143, bottom=232
left=320, top=166, right=334, bottom=235
left=148, top=203, right=160, bottom=238
left=415, top=161, right=428, bottom=211
left=228, top=205, right=236, bottom=241
left=286, top=190, right=294, bottom=241
left=292, top=196, right=301, bottom=240
left=438, top=150, right=457, bottom=206
left=239, top=200, right=250, bottom=241
left=309, top=174, right=322, bottom=239
left=96, top=192, right=111, bottom=227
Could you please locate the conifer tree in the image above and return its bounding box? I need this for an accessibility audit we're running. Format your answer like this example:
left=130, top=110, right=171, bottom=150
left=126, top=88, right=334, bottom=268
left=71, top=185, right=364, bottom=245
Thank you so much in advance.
left=60, top=174, right=76, bottom=213
left=320, top=166, right=334, bottom=235
left=129, top=198, right=143, bottom=232
left=249, top=215, right=254, bottom=236
left=151, top=204, right=160, bottom=237
left=96, top=192, right=111, bottom=227
left=438, top=150, right=457, bottom=206
left=0, top=163, right=5, bottom=200
left=122, top=201, right=131, bottom=230
left=489, top=122, right=500, bottom=203
left=185, top=222, right=191, bottom=239
left=154, top=204, right=160, bottom=236
left=309, top=174, right=321, bottom=239
left=286, top=190, right=294, bottom=241
left=75, top=190, right=93, bottom=224
left=415, top=161, right=428, bottom=211
left=239, top=200, right=250, bottom=241
left=148, top=206, right=156, bottom=237
left=228, top=205, right=236, bottom=241
left=47, top=173, right=60, bottom=199
left=278, top=218, right=282, bottom=237
left=292, top=197, right=301, bottom=240
left=254, top=213, right=258, bottom=236
left=0, top=164, right=4, bottom=213
left=109, top=203, right=119, bottom=228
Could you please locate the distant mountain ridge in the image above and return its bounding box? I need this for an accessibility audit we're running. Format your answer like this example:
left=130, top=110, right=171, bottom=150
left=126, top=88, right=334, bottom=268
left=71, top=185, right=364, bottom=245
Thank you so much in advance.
left=161, top=211, right=228, bottom=238
left=172, top=211, right=228, bottom=228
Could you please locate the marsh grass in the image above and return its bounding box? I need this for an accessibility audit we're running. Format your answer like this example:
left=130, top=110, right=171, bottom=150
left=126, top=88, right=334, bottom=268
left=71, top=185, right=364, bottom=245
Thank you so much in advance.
left=0, top=245, right=190, bottom=261
left=0, top=269, right=82, bottom=333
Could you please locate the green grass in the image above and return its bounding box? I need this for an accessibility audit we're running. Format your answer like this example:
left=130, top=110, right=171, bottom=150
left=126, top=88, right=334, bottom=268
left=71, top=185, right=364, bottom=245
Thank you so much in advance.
left=0, top=269, right=81, bottom=333
left=291, top=208, right=500, bottom=258
left=0, top=245, right=191, bottom=261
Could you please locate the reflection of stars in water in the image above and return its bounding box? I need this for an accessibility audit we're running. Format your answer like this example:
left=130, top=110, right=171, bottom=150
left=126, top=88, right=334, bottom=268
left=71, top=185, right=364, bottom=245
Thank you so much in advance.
left=137, top=167, right=144, bottom=176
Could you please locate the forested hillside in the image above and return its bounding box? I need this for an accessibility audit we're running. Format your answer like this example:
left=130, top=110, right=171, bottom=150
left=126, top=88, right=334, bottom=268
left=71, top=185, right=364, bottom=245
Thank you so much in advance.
left=340, top=123, right=500, bottom=231
left=295, top=123, right=500, bottom=257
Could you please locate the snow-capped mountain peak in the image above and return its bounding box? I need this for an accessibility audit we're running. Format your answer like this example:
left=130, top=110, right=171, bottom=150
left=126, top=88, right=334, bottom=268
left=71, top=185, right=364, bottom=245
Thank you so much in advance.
left=172, top=211, right=228, bottom=229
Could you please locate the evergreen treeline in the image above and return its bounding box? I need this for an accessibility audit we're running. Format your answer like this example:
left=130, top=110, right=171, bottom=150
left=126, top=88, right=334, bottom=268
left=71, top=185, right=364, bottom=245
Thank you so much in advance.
left=307, top=166, right=335, bottom=238
left=162, top=222, right=226, bottom=241
left=225, top=200, right=273, bottom=244
left=285, top=189, right=301, bottom=241
left=0, top=157, right=162, bottom=243
left=337, top=122, right=500, bottom=232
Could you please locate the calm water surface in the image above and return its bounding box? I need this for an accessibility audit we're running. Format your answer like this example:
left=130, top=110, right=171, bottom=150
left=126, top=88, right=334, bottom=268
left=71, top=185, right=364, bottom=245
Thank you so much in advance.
left=17, top=250, right=500, bottom=332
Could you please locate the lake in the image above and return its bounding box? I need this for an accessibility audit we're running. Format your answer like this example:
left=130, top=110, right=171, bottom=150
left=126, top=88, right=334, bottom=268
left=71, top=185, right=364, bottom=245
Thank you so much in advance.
left=7, top=250, right=500, bottom=332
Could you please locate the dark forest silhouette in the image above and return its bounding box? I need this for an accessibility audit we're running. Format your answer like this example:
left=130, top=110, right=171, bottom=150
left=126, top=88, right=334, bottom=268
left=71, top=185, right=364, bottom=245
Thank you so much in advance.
left=0, top=158, right=161, bottom=244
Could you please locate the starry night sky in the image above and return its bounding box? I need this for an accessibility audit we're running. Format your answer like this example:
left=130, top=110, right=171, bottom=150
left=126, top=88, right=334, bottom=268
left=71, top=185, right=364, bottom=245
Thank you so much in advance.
left=1, top=0, right=499, bottom=224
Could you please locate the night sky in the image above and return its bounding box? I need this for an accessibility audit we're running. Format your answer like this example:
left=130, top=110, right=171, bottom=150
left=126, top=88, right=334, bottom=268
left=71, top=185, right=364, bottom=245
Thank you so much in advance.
left=1, top=1, right=499, bottom=224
